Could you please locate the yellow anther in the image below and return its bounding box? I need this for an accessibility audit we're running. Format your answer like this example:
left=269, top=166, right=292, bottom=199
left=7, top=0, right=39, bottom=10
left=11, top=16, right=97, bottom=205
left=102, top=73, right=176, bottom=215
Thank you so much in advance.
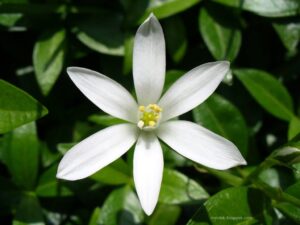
left=139, top=105, right=145, bottom=112
left=149, top=121, right=156, bottom=127
left=137, top=103, right=162, bottom=129
left=154, top=106, right=162, bottom=112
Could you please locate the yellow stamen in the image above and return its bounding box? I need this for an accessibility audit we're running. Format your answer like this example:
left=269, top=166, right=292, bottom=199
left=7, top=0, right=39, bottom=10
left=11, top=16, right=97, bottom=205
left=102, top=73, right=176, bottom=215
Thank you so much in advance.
left=139, top=105, right=145, bottom=112
left=137, top=103, right=162, bottom=129
left=149, top=121, right=156, bottom=127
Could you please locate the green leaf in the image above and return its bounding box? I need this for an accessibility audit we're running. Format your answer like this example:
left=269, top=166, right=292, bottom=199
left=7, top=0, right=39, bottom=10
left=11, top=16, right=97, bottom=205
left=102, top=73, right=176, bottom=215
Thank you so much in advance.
left=88, top=207, right=101, bottom=225
left=288, top=117, right=300, bottom=140
left=91, top=158, right=131, bottom=185
left=0, top=13, right=23, bottom=27
left=259, top=168, right=281, bottom=189
left=159, top=169, right=209, bottom=204
left=13, top=193, right=44, bottom=225
left=187, top=187, right=275, bottom=225
left=123, top=34, right=134, bottom=75
left=271, top=146, right=300, bottom=166
left=74, top=12, right=124, bottom=56
left=234, top=69, right=294, bottom=121
left=2, top=122, right=39, bottom=190
left=57, top=142, right=76, bottom=155
left=199, top=6, right=242, bottom=61
left=148, top=204, right=181, bottom=225
left=163, top=70, right=185, bottom=93
left=273, top=19, right=300, bottom=56
left=0, top=80, right=48, bottom=134
left=140, top=0, right=201, bottom=21
left=162, top=143, right=188, bottom=167
left=33, top=28, right=66, bottom=95
left=274, top=202, right=300, bottom=223
left=193, top=94, right=248, bottom=156
left=98, top=186, right=144, bottom=225
left=36, top=164, right=73, bottom=197
left=214, top=0, right=300, bottom=18
left=285, top=181, right=300, bottom=199
left=164, top=16, right=187, bottom=63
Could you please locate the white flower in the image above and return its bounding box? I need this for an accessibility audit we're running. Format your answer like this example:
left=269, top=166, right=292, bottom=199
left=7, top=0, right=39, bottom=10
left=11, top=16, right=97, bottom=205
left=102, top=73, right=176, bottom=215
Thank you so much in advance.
left=56, top=14, right=246, bottom=215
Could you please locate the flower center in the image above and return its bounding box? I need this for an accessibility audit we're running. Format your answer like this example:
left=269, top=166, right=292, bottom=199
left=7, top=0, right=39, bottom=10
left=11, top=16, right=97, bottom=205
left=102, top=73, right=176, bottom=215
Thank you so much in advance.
left=137, top=104, right=162, bottom=130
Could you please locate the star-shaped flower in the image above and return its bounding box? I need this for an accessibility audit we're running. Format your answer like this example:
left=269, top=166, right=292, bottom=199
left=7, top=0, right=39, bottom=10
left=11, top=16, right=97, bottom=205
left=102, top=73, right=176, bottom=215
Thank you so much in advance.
left=57, top=14, right=246, bottom=215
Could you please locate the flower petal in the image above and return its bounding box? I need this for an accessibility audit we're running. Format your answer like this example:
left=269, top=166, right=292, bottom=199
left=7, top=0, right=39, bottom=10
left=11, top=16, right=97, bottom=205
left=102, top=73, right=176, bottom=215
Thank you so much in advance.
left=133, top=14, right=166, bottom=105
left=133, top=132, right=163, bottom=215
left=157, top=120, right=246, bottom=170
left=158, top=61, right=229, bottom=122
left=57, top=124, right=138, bottom=180
left=67, top=67, right=138, bottom=123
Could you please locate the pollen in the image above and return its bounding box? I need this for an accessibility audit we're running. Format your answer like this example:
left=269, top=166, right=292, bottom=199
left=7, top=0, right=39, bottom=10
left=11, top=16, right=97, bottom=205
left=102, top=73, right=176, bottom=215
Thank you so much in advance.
left=137, top=104, right=162, bottom=129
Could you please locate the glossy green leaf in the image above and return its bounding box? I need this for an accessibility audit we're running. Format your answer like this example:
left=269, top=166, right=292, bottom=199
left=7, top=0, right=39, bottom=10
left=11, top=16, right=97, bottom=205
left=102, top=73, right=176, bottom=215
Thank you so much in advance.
left=13, top=193, right=44, bottom=225
left=148, top=204, right=181, bottom=225
left=234, top=69, right=294, bottom=121
left=164, top=16, right=187, bottom=63
left=33, top=28, right=66, bottom=95
left=193, top=94, right=248, bottom=156
left=91, top=158, right=131, bottom=185
left=187, top=187, right=275, bottom=225
left=159, top=169, right=209, bottom=204
left=288, top=117, right=300, bottom=140
left=199, top=6, right=241, bottom=61
left=89, top=207, right=101, bottom=225
left=0, top=80, right=48, bottom=134
left=140, top=0, right=201, bottom=21
left=214, top=0, right=300, bottom=17
left=273, top=19, right=300, bottom=56
left=36, top=164, right=73, bottom=197
left=98, top=186, right=144, bottom=225
left=74, top=13, right=124, bottom=56
left=2, top=122, right=39, bottom=190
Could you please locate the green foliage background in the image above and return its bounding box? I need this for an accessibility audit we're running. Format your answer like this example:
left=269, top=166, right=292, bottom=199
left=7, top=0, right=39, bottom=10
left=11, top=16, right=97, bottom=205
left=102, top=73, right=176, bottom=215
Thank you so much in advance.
left=1, top=0, right=300, bottom=224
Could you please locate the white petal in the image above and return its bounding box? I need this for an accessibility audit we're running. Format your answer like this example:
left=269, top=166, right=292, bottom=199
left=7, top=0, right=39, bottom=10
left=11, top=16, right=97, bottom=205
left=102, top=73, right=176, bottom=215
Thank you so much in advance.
left=133, top=132, right=163, bottom=215
left=133, top=14, right=166, bottom=105
left=67, top=67, right=138, bottom=123
left=156, top=121, right=246, bottom=170
left=57, top=124, right=138, bottom=180
left=158, top=61, right=229, bottom=122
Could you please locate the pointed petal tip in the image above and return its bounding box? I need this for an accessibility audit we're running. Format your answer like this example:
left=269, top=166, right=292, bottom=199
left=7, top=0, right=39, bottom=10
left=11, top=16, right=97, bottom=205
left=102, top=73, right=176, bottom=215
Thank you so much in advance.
left=143, top=12, right=159, bottom=27
left=66, top=66, right=82, bottom=78
left=66, top=66, right=78, bottom=73
left=56, top=170, right=67, bottom=180
left=218, top=60, right=230, bottom=66
left=56, top=169, right=82, bottom=181
left=147, top=12, right=157, bottom=20
left=240, top=158, right=247, bottom=166
left=143, top=205, right=155, bottom=216
left=220, top=157, right=247, bottom=170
